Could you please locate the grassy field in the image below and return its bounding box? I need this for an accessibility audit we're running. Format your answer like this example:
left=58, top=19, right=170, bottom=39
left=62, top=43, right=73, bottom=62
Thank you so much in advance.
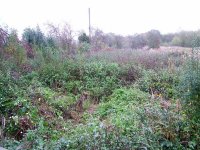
left=0, top=46, right=200, bottom=150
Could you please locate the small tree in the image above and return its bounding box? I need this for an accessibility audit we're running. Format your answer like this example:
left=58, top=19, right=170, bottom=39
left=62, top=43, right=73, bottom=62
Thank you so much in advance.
left=22, top=26, right=46, bottom=48
left=91, top=29, right=106, bottom=51
left=171, top=31, right=197, bottom=47
left=0, top=27, right=8, bottom=49
left=5, top=30, right=26, bottom=65
left=104, top=33, right=125, bottom=49
left=146, top=30, right=161, bottom=49
left=78, top=33, right=90, bottom=44
left=47, top=23, right=75, bottom=54
left=115, top=35, right=123, bottom=49
left=193, top=35, right=200, bottom=47
left=171, top=35, right=182, bottom=46
left=128, top=34, right=147, bottom=49
left=103, top=33, right=116, bottom=47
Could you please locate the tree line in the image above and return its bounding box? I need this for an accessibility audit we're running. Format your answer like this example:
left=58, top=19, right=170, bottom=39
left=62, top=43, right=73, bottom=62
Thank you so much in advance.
left=1, top=23, right=200, bottom=57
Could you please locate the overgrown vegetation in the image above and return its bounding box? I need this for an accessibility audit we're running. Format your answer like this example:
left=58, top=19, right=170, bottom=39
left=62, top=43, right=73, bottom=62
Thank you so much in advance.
left=0, top=25, right=199, bottom=150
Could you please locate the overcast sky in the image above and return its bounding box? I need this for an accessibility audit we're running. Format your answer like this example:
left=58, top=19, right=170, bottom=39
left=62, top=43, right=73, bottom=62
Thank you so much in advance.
left=0, top=0, right=200, bottom=35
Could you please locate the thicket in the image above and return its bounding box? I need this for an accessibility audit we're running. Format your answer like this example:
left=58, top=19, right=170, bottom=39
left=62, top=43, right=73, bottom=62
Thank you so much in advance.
left=0, top=25, right=199, bottom=149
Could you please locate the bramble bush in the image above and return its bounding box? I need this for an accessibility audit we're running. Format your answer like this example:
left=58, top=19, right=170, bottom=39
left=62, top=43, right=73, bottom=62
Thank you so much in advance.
left=1, top=24, right=200, bottom=150
left=136, top=69, right=179, bottom=99
left=178, top=48, right=200, bottom=148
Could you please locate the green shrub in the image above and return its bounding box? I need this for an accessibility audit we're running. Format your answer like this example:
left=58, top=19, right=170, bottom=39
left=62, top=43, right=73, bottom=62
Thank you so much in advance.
left=38, top=63, right=68, bottom=89
left=96, top=88, right=149, bottom=118
left=179, top=48, right=200, bottom=146
left=0, top=73, right=40, bottom=139
left=171, top=35, right=182, bottom=46
left=60, top=88, right=185, bottom=149
left=65, top=80, right=83, bottom=94
left=119, top=64, right=142, bottom=85
left=136, top=69, right=179, bottom=99
left=4, top=30, right=27, bottom=65
left=0, top=73, right=17, bottom=114
left=1, top=24, right=199, bottom=149
left=82, top=62, right=120, bottom=101
left=78, top=42, right=90, bottom=53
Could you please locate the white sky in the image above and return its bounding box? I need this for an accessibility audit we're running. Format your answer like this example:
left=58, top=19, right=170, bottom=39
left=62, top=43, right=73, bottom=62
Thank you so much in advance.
left=0, top=0, right=200, bottom=35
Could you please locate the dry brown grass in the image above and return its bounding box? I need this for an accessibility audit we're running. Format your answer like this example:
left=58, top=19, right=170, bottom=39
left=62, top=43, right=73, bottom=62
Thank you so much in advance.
left=84, top=46, right=188, bottom=70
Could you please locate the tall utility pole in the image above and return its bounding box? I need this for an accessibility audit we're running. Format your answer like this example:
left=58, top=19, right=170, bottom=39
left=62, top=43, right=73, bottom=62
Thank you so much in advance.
left=88, top=8, right=91, bottom=41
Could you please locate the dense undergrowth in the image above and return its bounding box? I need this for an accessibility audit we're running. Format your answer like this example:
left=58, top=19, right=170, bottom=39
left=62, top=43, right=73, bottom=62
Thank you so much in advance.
left=0, top=30, right=200, bottom=149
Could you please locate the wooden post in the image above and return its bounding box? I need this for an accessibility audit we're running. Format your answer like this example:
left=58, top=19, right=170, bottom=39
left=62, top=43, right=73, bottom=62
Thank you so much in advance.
left=88, top=8, right=91, bottom=42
